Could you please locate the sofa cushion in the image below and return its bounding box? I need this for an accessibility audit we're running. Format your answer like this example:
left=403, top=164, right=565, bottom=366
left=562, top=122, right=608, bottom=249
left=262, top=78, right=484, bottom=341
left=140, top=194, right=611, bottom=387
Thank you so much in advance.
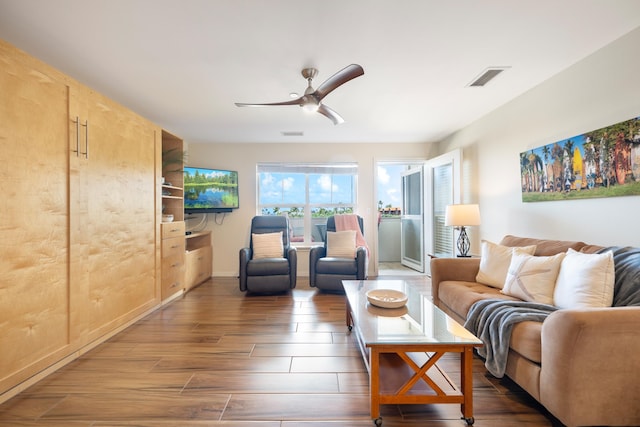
left=438, top=280, right=519, bottom=321
left=554, top=249, right=615, bottom=309
left=502, top=252, right=565, bottom=305
left=476, top=240, right=537, bottom=289
left=510, top=321, right=543, bottom=364
left=500, top=235, right=587, bottom=256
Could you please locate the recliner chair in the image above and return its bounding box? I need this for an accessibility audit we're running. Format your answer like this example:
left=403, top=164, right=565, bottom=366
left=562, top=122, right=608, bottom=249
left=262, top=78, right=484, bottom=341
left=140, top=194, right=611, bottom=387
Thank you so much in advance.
left=309, top=215, right=368, bottom=292
left=239, top=215, right=297, bottom=293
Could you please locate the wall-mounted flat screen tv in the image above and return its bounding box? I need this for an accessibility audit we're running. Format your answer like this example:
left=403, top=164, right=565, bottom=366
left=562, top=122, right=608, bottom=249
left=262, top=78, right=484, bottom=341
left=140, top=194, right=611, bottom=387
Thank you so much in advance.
left=184, top=167, right=239, bottom=213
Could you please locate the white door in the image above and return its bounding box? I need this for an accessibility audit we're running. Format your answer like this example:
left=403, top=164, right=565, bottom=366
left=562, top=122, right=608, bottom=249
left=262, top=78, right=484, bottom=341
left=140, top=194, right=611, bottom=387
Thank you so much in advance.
left=425, top=149, right=462, bottom=275
left=400, top=166, right=424, bottom=272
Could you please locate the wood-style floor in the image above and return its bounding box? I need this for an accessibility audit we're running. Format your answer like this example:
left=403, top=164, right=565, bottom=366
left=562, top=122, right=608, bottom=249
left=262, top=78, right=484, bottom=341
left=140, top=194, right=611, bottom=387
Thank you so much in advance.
left=0, top=276, right=561, bottom=426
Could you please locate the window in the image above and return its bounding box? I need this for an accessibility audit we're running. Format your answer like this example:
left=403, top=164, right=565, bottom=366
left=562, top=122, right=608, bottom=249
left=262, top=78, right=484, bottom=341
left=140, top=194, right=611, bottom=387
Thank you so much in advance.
left=257, top=163, right=358, bottom=244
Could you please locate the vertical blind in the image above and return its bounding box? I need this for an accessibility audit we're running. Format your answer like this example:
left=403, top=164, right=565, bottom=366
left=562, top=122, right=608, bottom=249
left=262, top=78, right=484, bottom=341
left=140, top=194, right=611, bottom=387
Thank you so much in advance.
left=432, top=163, right=454, bottom=255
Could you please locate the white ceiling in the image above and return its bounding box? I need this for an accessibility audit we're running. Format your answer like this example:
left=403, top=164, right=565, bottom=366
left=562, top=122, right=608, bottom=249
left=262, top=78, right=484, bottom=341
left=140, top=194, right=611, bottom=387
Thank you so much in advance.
left=1, top=1, right=640, bottom=144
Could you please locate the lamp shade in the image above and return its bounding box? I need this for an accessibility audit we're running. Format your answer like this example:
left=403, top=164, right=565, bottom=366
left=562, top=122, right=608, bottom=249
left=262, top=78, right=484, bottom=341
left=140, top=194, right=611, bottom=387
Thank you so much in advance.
left=444, top=204, right=481, bottom=227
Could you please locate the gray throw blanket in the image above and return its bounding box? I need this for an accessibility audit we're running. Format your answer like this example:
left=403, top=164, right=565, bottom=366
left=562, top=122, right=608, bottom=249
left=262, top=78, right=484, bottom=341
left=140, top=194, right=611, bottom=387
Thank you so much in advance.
left=463, top=299, right=557, bottom=378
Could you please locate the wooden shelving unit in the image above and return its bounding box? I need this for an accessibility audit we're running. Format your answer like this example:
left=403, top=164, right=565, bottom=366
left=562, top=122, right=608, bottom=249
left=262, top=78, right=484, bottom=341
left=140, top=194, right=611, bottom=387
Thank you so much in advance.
left=161, top=130, right=184, bottom=223
left=161, top=131, right=185, bottom=300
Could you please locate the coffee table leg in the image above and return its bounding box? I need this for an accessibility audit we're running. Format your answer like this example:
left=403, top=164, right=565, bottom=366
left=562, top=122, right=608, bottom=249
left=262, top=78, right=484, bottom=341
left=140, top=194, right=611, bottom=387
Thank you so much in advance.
left=460, top=346, right=475, bottom=425
left=346, top=300, right=353, bottom=331
left=370, top=347, right=382, bottom=425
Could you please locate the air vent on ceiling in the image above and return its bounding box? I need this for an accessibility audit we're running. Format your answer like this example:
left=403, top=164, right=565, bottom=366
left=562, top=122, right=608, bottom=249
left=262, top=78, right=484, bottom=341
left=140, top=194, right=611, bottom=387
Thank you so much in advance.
left=467, top=67, right=509, bottom=87
left=281, top=131, right=304, bottom=137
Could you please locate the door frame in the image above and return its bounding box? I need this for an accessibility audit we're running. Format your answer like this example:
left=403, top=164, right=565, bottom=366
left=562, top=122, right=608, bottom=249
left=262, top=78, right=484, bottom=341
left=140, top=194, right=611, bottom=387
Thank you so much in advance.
left=373, top=158, right=427, bottom=276
left=424, top=149, right=462, bottom=274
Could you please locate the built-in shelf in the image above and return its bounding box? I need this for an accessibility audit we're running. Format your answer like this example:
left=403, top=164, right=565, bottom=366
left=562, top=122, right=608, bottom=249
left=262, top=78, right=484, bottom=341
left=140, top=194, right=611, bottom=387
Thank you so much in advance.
left=161, top=130, right=185, bottom=299
left=162, top=184, right=183, bottom=191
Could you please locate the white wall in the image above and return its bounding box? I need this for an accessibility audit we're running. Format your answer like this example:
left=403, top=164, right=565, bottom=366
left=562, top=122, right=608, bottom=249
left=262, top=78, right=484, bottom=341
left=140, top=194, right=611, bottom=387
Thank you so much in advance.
left=185, top=142, right=435, bottom=277
left=439, top=27, right=640, bottom=249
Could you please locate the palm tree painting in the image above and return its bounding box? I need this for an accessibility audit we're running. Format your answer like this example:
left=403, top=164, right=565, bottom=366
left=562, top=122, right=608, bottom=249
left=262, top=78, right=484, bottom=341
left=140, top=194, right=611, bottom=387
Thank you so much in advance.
left=520, top=116, right=640, bottom=202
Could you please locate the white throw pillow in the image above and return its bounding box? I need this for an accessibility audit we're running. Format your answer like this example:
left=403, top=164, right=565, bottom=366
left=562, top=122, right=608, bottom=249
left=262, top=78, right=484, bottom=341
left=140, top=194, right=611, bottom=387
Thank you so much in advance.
left=252, top=232, right=284, bottom=259
left=476, top=240, right=537, bottom=289
left=554, top=249, right=615, bottom=309
left=326, top=230, right=357, bottom=258
left=502, top=252, right=565, bottom=304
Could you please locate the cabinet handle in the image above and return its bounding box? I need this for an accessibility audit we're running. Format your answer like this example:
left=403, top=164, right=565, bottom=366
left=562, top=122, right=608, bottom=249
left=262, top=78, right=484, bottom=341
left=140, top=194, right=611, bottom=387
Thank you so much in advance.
left=80, top=120, right=88, bottom=159
left=72, top=117, right=80, bottom=157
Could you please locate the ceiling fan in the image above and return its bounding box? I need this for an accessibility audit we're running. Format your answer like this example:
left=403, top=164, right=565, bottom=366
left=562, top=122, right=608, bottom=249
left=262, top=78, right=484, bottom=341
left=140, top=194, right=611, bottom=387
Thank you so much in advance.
left=235, top=64, right=364, bottom=125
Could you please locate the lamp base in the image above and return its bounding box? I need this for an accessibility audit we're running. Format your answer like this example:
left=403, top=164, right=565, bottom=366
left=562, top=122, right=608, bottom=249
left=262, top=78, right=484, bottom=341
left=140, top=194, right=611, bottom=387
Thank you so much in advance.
left=456, top=226, right=471, bottom=257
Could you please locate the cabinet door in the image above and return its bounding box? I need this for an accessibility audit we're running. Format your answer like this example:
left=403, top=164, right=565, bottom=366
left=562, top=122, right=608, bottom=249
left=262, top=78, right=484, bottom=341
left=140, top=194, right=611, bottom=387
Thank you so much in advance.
left=72, top=87, right=159, bottom=339
left=0, top=43, right=71, bottom=388
left=185, top=246, right=212, bottom=289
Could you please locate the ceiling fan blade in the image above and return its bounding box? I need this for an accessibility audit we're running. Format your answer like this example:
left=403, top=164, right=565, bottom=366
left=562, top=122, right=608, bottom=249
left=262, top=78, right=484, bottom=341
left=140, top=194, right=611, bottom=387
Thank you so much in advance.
left=235, top=98, right=302, bottom=107
left=317, top=104, right=344, bottom=125
left=313, top=64, right=364, bottom=101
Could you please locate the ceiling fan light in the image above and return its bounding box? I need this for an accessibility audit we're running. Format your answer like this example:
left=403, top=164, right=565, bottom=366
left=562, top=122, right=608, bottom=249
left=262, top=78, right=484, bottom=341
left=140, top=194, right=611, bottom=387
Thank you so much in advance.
left=301, top=96, right=319, bottom=113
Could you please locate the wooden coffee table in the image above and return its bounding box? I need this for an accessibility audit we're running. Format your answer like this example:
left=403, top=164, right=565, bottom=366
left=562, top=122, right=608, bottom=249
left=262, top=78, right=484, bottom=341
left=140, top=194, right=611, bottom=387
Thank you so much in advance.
left=343, top=279, right=482, bottom=426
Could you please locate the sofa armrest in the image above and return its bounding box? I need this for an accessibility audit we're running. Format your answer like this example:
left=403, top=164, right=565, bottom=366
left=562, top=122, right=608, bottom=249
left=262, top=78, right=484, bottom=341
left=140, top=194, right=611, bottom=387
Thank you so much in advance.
left=430, top=257, right=480, bottom=303
left=540, top=307, right=640, bottom=427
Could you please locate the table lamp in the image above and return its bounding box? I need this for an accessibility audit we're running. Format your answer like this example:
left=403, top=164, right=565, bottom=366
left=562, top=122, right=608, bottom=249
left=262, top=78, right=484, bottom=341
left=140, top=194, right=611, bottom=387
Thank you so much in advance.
left=444, top=204, right=481, bottom=257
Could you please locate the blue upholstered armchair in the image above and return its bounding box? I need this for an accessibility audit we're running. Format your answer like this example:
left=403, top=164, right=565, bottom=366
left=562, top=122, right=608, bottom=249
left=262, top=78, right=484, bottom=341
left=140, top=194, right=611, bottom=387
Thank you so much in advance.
left=239, top=216, right=297, bottom=293
left=309, top=215, right=368, bottom=292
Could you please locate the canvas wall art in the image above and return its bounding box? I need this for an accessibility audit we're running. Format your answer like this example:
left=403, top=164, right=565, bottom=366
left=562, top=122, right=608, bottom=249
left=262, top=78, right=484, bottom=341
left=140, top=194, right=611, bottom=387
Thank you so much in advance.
left=520, top=116, right=640, bottom=202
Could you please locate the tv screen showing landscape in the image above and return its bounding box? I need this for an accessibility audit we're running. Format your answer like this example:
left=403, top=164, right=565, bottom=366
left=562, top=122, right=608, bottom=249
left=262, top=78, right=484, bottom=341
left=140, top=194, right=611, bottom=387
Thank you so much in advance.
left=184, top=167, right=239, bottom=213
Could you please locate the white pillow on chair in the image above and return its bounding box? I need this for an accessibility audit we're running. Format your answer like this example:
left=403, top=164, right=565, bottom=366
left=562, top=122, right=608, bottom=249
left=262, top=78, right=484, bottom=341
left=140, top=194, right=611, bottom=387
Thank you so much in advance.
left=326, top=230, right=357, bottom=258
left=252, top=232, right=284, bottom=259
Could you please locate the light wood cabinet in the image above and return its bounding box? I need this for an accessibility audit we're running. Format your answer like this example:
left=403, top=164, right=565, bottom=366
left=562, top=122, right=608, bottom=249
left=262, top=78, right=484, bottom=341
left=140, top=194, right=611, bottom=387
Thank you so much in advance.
left=161, top=222, right=186, bottom=299
left=70, top=84, right=159, bottom=342
left=0, top=41, right=72, bottom=392
left=0, top=39, right=161, bottom=398
left=185, top=231, right=213, bottom=290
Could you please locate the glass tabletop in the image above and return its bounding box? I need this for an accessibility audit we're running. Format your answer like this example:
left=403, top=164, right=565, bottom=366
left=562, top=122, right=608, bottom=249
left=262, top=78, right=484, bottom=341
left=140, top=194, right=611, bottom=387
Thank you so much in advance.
left=343, top=280, right=482, bottom=346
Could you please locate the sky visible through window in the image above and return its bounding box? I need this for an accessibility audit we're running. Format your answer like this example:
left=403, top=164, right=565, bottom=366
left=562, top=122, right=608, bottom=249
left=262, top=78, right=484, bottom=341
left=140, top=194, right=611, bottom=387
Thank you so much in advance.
left=259, top=172, right=355, bottom=205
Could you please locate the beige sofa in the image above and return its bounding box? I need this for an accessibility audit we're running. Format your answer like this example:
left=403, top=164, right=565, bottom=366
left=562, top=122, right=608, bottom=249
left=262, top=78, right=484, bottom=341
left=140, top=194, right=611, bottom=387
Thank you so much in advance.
left=430, top=235, right=640, bottom=427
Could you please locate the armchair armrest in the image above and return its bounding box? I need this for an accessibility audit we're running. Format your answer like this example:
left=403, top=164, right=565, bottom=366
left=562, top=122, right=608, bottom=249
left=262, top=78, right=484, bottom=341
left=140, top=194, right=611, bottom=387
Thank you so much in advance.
left=308, top=246, right=326, bottom=287
left=356, top=246, right=368, bottom=280
left=430, top=257, right=480, bottom=303
left=238, top=247, right=252, bottom=291
left=286, top=247, right=297, bottom=288
left=540, top=307, right=640, bottom=426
